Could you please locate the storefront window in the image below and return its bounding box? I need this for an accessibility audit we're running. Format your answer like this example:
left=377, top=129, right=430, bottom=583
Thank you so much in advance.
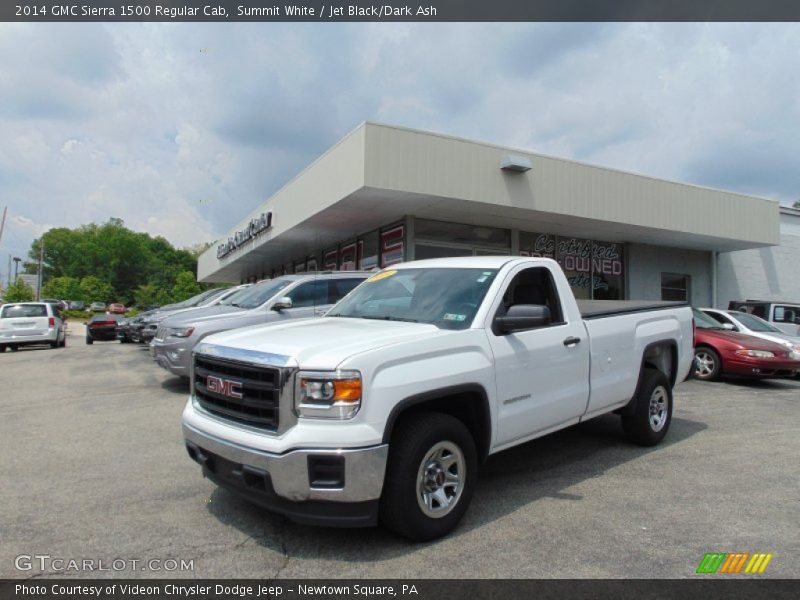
left=306, top=256, right=319, bottom=272
left=415, top=219, right=510, bottom=248
left=323, top=248, right=338, bottom=271
left=339, top=242, right=357, bottom=271
left=358, top=231, right=379, bottom=270
left=294, top=259, right=306, bottom=273
left=592, top=241, right=624, bottom=300
left=520, top=231, right=624, bottom=300
left=380, top=225, right=405, bottom=267
left=519, top=232, right=555, bottom=258
left=661, top=274, right=690, bottom=301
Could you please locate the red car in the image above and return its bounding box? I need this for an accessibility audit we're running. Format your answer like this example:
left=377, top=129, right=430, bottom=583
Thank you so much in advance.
left=693, top=309, right=800, bottom=380
left=107, top=303, right=127, bottom=314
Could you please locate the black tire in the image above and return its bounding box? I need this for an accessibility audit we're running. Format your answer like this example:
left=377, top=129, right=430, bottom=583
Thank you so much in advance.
left=694, top=346, right=721, bottom=381
left=10, top=345, right=19, bottom=352
left=0, top=345, right=6, bottom=353
left=622, top=368, right=673, bottom=446
left=85, top=336, right=94, bottom=345
left=380, top=412, right=477, bottom=542
left=49, top=341, right=58, bottom=348
left=61, top=336, right=67, bottom=348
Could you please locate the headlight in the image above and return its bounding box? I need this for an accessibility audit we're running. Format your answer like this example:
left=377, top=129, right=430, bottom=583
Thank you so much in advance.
left=168, top=326, right=195, bottom=338
left=295, top=370, right=361, bottom=419
left=735, top=349, right=775, bottom=358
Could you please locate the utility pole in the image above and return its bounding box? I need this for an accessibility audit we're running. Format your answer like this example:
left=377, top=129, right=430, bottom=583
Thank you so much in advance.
left=7, top=254, right=11, bottom=288
left=37, top=239, right=44, bottom=301
left=0, top=206, right=7, bottom=248
left=13, top=257, right=21, bottom=282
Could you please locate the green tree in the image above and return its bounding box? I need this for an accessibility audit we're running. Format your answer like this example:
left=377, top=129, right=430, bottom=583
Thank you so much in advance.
left=5, top=277, right=35, bottom=302
left=79, top=276, right=115, bottom=304
left=28, top=218, right=208, bottom=306
left=794, top=199, right=800, bottom=208
left=171, top=271, right=201, bottom=303
left=133, top=283, right=159, bottom=307
left=42, top=276, right=82, bottom=301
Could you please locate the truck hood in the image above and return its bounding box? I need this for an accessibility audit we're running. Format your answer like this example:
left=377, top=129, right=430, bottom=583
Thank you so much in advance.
left=199, top=317, right=444, bottom=368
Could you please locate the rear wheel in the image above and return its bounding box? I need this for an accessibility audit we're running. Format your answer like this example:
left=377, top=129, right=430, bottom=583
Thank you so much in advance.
left=85, top=336, right=93, bottom=345
left=10, top=344, right=19, bottom=352
left=380, top=412, right=477, bottom=542
left=0, top=345, right=6, bottom=353
left=622, top=368, right=673, bottom=446
left=694, top=347, right=721, bottom=381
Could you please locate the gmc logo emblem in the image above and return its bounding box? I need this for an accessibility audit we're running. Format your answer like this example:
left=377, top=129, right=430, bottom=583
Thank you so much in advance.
left=206, top=375, right=243, bottom=399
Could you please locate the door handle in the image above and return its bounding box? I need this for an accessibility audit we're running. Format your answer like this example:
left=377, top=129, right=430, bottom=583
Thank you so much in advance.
left=563, top=336, right=581, bottom=347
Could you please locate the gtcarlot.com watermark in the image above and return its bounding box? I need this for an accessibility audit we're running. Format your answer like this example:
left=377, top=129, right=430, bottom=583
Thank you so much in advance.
left=15, top=554, right=194, bottom=573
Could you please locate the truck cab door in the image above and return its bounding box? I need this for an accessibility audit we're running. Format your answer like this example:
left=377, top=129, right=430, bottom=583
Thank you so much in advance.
left=486, top=265, right=590, bottom=447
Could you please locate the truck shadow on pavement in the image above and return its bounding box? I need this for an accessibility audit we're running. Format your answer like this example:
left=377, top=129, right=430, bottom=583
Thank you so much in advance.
left=204, top=413, right=707, bottom=560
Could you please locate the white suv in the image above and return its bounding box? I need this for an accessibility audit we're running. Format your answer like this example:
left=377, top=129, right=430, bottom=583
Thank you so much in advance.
left=0, top=302, right=67, bottom=352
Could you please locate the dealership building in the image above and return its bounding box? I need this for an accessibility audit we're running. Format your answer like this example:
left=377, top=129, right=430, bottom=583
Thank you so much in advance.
left=198, top=122, right=786, bottom=308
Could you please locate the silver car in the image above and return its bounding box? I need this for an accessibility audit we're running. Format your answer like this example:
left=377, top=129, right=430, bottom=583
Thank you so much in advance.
left=150, top=272, right=370, bottom=378
left=0, top=302, right=67, bottom=351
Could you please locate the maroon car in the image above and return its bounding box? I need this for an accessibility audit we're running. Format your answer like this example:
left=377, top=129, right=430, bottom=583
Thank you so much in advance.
left=693, top=309, right=800, bottom=380
left=108, top=303, right=127, bottom=314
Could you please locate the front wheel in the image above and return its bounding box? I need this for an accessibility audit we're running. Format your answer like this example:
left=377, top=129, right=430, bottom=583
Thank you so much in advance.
left=622, top=368, right=673, bottom=446
left=380, top=412, right=477, bottom=542
left=85, top=336, right=93, bottom=345
left=694, top=347, right=721, bottom=381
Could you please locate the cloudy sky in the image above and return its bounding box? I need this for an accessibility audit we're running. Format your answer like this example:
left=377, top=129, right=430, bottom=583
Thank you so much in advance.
left=1, top=22, right=798, bottom=280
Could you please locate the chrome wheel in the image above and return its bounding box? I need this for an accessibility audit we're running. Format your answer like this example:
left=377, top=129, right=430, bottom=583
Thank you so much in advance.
left=416, top=441, right=465, bottom=519
left=648, top=386, right=669, bottom=432
left=695, top=350, right=717, bottom=379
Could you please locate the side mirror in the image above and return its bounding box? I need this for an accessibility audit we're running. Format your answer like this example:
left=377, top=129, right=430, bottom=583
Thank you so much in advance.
left=721, top=323, right=735, bottom=331
left=272, top=296, right=293, bottom=311
left=495, top=304, right=551, bottom=334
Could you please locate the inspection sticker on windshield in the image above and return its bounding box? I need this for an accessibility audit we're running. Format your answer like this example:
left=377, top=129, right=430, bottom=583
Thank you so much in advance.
left=366, top=270, right=397, bottom=283
left=443, top=313, right=467, bottom=322
left=477, top=271, right=492, bottom=283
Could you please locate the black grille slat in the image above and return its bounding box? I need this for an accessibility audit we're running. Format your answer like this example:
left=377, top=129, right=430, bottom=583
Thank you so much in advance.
left=193, top=355, right=281, bottom=431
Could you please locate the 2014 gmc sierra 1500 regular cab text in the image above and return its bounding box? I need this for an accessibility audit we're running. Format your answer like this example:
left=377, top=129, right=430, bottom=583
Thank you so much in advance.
left=182, top=257, right=694, bottom=540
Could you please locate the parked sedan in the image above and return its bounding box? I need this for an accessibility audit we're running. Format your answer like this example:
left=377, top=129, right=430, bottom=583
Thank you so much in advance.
left=88, top=301, right=107, bottom=312
left=108, top=303, right=127, bottom=314
left=86, top=314, right=124, bottom=344
left=700, top=308, right=800, bottom=357
left=692, top=309, right=800, bottom=380
left=0, top=302, right=67, bottom=351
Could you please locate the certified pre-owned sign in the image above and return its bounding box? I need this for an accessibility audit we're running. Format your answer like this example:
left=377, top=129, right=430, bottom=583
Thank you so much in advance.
left=217, top=212, right=273, bottom=259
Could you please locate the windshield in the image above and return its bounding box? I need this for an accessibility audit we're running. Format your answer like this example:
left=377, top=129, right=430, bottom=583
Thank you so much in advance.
left=328, top=268, right=498, bottom=330
left=171, top=288, right=226, bottom=309
left=1, top=304, right=47, bottom=318
left=218, top=286, right=254, bottom=306
left=730, top=311, right=782, bottom=333
left=224, top=279, right=292, bottom=309
left=693, top=309, right=725, bottom=330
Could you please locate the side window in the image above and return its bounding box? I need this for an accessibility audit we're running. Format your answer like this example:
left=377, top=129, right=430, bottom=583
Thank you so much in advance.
left=774, top=306, right=799, bottom=324
left=287, top=281, right=328, bottom=308
left=496, top=267, right=563, bottom=327
left=329, top=279, right=364, bottom=304
left=710, top=312, right=736, bottom=330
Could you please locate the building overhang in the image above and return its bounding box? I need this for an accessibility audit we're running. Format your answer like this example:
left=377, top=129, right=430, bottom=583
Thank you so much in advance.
left=199, top=123, right=781, bottom=282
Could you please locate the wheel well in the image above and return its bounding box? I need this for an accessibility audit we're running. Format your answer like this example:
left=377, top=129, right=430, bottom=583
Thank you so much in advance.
left=642, top=341, right=678, bottom=388
left=382, top=384, right=491, bottom=462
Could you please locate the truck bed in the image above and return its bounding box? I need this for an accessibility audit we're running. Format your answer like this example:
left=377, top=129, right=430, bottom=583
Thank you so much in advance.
left=577, top=300, right=688, bottom=320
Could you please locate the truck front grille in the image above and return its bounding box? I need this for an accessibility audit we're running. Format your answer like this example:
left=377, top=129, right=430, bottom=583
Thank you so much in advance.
left=193, top=354, right=282, bottom=431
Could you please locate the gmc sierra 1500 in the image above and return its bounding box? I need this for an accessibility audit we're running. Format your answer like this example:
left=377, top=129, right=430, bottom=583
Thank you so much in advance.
left=182, top=257, right=694, bottom=540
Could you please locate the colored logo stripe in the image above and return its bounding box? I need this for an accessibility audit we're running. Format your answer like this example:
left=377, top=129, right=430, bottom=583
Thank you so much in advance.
left=696, top=552, right=773, bottom=574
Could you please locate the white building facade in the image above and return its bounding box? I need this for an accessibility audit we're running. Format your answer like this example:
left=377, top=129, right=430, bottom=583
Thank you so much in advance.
left=198, top=123, right=783, bottom=308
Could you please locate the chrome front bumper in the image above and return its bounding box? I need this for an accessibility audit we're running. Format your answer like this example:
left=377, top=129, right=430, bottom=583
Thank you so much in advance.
left=182, top=422, right=388, bottom=503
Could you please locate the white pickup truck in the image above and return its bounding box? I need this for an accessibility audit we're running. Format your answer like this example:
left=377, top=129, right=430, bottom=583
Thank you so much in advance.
left=182, top=257, right=694, bottom=540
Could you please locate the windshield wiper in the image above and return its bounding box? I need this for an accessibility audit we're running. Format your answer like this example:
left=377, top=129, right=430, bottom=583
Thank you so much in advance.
left=359, top=315, right=419, bottom=323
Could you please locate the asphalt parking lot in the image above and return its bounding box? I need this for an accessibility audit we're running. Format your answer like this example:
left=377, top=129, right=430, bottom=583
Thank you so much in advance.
left=1, top=324, right=798, bottom=579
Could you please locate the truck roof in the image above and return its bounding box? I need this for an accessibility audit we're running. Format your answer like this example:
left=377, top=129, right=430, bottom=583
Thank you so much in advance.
left=393, top=256, right=554, bottom=270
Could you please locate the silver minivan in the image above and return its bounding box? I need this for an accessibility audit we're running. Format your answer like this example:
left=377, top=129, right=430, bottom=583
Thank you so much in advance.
left=150, top=272, right=370, bottom=378
left=0, top=302, right=67, bottom=351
